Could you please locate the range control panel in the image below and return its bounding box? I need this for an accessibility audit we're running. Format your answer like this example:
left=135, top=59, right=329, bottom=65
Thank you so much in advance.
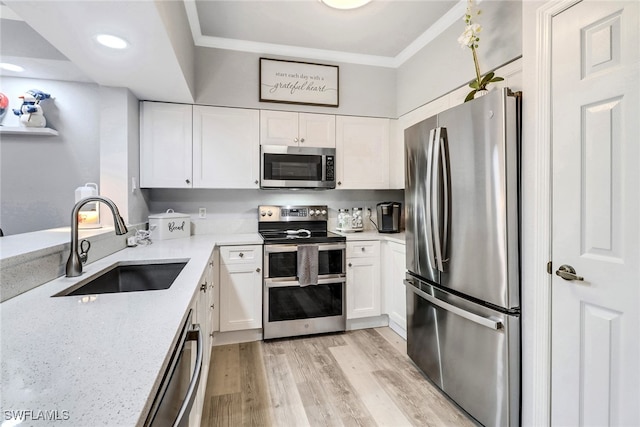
left=258, top=205, right=328, bottom=222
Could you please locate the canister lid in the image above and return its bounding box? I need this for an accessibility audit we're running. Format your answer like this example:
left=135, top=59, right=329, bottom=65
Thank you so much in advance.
left=148, top=209, right=189, bottom=219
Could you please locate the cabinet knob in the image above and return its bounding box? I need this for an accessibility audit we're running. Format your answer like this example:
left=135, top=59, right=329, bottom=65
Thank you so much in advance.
left=256, top=267, right=261, bottom=273
left=210, top=332, right=214, bottom=338
left=361, top=247, right=365, bottom=252
left=209, top=261, right=214, bottom=267
left=200, top=283, right=207, bottom=292
left=338, top=181, right=342, bottom=186
left=210, top=304, right=215, bottom=309
left=255, top=180, right=259, bottom=185
left=300, top=138, right=305, bottom=143
left=239, top=252, right=244, bottom=258
left=294, top=137, right=299, bottom=143
left=348, top=262, right=352, bottom=267
left=186, top=179, right=191, bottom=184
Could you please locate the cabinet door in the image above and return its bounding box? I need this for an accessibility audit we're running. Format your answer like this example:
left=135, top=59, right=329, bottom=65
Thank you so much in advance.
left=219, top=246, right=263, bottom=331
left=389, top=119, right=404, bottom=189
left=193, top=106, right=260, bottom=189
left=140, top=102, right=193, bottom=188
left=347, top=241, right=381, bottom=319
left=298, top=113, right=335, bottom=148
left=385, top=242, right=407, bottom=331
left=260, top=110, right=298, bottom=146
left=336, top=116, right=390, bottom=189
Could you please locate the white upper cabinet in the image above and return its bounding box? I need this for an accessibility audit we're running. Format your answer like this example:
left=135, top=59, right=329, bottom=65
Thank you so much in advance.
left=260, top=110, right=335, bottom=148
left=140, top=102, right=193, bottom=188
left=335, top=116, right=390, bottom=189
left=193, top=106, right=260, bottom=189
left=389, top=119, right=404, bottom=189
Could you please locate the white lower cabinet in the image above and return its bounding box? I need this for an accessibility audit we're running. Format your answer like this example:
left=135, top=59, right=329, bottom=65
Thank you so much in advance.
left=383, top=241, right=407, bottom=333
left=219, top=245, right=263, bottom=332
left=346, top=241, right=381, bottom=319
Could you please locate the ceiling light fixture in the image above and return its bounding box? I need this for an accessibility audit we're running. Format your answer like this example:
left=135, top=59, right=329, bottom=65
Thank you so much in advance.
left=95, top=34, right=129, bottom=49
left=320, top=0, right=371, bottom=10
left=0, top=63, right=25, bottom=72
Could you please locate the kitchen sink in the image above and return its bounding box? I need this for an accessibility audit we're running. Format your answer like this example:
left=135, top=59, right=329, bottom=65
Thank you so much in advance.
left=53, top=260, right=188, bottom=297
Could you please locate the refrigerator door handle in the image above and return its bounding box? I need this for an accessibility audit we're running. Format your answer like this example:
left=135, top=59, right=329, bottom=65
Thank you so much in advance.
left=439, top=127, right=451, bottom=267
left=404, top=279, right=503, bottom=330
left=432, top=127, right=449, bottom=272
left=425, top=128, right=437, bottom=270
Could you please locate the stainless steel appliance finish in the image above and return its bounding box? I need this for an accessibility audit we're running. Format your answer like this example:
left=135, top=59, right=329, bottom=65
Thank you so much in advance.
left=405, top=276, right=520, bottom=427
left=145, top=310, right=203, bottom=427
left=375, top=202, right=401, bottom=233
left=404, top=88, right=521, bottom=427
left=259, top=205, right=347, bottom=340
left=260, top=145, right=336, bottom=189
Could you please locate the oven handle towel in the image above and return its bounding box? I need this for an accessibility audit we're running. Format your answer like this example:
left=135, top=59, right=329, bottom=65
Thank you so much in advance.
left=297, top=244, right=319, bottom=286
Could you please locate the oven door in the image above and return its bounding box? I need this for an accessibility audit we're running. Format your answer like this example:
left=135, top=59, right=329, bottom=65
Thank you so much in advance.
left=261, top=145, right=335, bottom=189
left=263, top=277, right=346, bottom=339
left=264, top=243, right=345, bottom=279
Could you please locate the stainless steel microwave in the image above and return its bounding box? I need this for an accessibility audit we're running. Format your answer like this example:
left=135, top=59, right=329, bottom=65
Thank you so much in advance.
left=260, top=145, right=336, bottom=189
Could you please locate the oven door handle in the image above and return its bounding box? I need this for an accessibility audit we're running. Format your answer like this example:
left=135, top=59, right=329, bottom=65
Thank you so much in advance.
left=265, top=276, right=346, bottom=288
left=264, top=243, right=346, bottom=253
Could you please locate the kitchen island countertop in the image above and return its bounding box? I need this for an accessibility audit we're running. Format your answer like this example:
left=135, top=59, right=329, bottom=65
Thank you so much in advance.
left=0, top=233, right=261, bottom=426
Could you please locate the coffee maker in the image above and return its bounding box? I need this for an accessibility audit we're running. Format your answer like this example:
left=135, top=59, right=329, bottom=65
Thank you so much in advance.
left=375, top=202, right=401, bottom=233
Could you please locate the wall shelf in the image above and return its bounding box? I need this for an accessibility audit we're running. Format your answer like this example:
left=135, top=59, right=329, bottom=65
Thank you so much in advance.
left=0, top=127, right=59, bottom=136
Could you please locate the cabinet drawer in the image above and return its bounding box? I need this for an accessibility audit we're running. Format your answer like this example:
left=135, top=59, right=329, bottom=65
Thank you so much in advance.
left=347, top=241, right=380, bottom=258
left=220, top=245, right=261, bottom=264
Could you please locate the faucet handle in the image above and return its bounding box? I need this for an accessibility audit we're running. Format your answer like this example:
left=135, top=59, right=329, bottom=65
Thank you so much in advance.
left=79, top=239, right=91, bottom=264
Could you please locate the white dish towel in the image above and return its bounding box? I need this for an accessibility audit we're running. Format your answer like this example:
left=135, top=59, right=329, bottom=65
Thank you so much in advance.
left=297, top=244, right=319, bottom=286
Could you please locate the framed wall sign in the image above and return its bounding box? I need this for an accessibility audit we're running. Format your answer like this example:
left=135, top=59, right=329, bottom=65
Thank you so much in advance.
left=259, top=58, right=339, bottom=107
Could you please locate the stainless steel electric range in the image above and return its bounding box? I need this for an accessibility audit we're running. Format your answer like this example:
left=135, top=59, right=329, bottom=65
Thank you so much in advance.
left=258, top=205, right=346, bottom=340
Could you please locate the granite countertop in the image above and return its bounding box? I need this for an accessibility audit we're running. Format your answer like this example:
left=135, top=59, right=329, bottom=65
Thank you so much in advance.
left=0, top=233, right=262, bottom=427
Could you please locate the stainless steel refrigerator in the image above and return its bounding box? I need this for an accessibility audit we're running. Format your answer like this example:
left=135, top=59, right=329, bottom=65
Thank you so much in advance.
left=404, top=88, right=521, bottom=427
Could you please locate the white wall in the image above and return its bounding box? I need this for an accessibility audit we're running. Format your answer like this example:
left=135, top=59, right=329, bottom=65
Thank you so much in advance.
left=0, top=77, right=100, bottom=235
left=193, top=48, right=397, bottom=118
left=396, top=0, right=522, bottom=116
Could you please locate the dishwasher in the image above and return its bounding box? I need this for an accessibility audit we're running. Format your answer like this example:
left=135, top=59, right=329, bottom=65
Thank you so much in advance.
left=144, top=310, right=203, bottom=427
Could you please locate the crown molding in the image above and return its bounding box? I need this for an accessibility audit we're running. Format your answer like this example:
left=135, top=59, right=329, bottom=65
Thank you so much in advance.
left=183, top=0, right=465, bottom=69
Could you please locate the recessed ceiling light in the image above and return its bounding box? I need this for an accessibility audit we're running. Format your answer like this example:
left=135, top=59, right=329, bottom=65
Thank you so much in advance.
left=0, top=63, right=25, bottom=72
left=321, top=0, right=371, bottom=10
left=95, top=34, right=129, bottom=49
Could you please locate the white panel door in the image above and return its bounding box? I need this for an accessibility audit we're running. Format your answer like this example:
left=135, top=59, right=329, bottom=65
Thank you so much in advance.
left=384, top=241, right=406, bottom=331
left=336, top=116, right=390, bottom=189
left=298, top=113, right=335, bottom=148
left=347, top=241, right=381, bottom=319
left=193, top=106, right=259, bottom=188
left=140, top=102, right=192, bottom=188
left=259, top=110, right=298, bottom=146
left=551, top=1, right=639, bottom=425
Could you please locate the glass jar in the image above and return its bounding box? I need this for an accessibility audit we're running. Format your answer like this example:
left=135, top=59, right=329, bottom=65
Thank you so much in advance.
left=337, top=208, right=351, bottom=231
left=351, top=207, right=364, bottom=231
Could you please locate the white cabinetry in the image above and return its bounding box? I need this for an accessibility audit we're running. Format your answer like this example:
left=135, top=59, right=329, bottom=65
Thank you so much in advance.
left=346, top=241, right=381, bottom=319
left=140, top=102, right=193, bottom=188
left=140, top=102, right=260, bottom=189
left=260, top=110, right=335, bottom=147
left=219, top=245, right=263, bottom=331
left=193, top=106, right=260, bottom=188
left=336, top=116, right=390, bottom=189
left=383, top=241, right=406, bottom=334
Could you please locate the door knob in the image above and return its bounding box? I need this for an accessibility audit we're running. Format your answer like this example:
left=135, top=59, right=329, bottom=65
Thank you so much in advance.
left=555, top=264, right=584, bottom=281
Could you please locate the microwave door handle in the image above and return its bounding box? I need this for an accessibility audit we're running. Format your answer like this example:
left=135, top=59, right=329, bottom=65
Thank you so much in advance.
left=425, top=128, right=437, bottom=270
left=322, top=154, right=327, bottom=182
left=172, top=325, right=203, bottom=427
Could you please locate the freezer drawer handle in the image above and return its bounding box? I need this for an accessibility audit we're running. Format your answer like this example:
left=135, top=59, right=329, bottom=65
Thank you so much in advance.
left=404, top=280, right=503, bottom=330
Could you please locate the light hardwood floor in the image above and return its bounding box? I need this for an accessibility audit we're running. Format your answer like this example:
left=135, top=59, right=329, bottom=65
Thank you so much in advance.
left=201, top=327, right=475, bottom=427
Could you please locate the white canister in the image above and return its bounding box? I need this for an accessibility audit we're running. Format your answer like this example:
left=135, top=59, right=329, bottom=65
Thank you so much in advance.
left=149, top=209, right=191, bottom=241
left=75, top=183, right=101, bottom=229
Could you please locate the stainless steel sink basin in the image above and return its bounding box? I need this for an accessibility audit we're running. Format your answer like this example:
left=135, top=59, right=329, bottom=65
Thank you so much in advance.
left=53, top=260, right=188, bottom=297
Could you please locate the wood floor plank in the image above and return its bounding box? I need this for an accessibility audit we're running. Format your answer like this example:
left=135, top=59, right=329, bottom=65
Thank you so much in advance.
left=205, top=392, right=243, bottom=427
left=263, top=350, right=311, bottom=427
left=238, top=342, right=272, bottom=426
left=374, top=326, right=407, bottom=355
left=296, top=380, right=345, bottom=427
left=209, top=344, right=241, bottom=396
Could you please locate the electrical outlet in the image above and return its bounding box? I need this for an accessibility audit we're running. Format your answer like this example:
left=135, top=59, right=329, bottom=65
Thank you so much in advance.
left=199, top=207, right=207, bottom=219
left=365, top=207, right=372, bottom=218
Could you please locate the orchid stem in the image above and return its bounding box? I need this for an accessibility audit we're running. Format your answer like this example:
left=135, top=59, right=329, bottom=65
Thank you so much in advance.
left=471, top=46, right=482, bottom=87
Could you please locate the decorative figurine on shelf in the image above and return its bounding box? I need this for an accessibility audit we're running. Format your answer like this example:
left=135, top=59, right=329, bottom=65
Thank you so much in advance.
left=0, top=92, right=9, bottom=125
left=12, top=89, right=52, bottom=128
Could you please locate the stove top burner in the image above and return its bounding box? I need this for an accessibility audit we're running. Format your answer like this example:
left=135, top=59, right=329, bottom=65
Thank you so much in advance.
left=258, top=205, right=345, bottom=245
